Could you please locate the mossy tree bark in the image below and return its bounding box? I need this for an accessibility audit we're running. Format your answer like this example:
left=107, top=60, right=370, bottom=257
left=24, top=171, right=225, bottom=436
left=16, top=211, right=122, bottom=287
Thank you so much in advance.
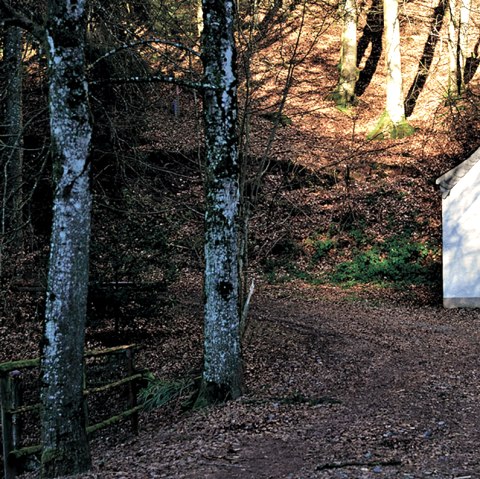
left=2, top=26, right=24, bottom=249
left=331, top=0, right=358, bottom=109
left=198, top=0, right=243, bottom=406
left=40, top=0, right=92, bottom=476
left=368, top=0, right=414, bottom=139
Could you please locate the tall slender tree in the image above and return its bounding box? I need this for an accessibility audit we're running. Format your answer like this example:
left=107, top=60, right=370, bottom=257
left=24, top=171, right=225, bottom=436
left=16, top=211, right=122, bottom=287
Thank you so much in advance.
left=355, top=0, right=383, bottom=97
left=0, top=0, right=93, bottom=475
left=458, top=0, right=471, bottom=91
left=448, top=0, right=471, bottom=96
left=1, top=26, right=24, bottom=249
left=197, top=0, right=243, bottom=405
left=40, top=0, right=92, bottom=476
left=196, top=0, right=203, bottom=38
left=404, top=0, right=447, bottom=117
left=330, top=0, right=358, bottom=109
left=447, top=0, right=459, bottom=96
left=368, top=0, right=414, bottom=139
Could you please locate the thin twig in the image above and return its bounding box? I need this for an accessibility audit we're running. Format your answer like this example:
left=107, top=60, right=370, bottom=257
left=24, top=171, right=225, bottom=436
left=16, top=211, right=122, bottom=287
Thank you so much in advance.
left=92, top=74, right=215, bottom=91
left=316, top=459, right=402, bottom=471
left=87, top=38, right=201, bottom=71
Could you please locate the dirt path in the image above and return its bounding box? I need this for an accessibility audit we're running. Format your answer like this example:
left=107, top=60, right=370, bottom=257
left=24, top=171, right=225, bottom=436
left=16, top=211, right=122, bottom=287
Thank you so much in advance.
left=225, top=295, right=480, bottom=479
left=19, top=288, right=480, bottom=479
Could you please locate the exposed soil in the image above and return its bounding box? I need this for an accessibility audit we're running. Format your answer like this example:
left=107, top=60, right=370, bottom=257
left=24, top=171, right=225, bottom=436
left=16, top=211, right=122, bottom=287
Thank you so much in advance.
left=15, top=282, right=480, bottom=479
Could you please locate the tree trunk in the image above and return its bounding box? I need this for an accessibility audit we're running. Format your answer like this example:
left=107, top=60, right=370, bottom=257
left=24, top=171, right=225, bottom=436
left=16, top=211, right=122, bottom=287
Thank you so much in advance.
left=458, top=0, right=471, bottom=91
left=2, top=26, right=24, bottom=249
left=355, top=0, right=383, bottom=96
left=196, top=0, right=203, bottom=39
left=331, top=0, right=358, bottom=109
left=197, top=0, right=243, bottom=405
left=368, top=0, right=414, bottom=139
left=384, top=0, right=405, bottom=124
left=447, top=0, right=459, bottom=96
left=40, top=0, right=92, bottom=476
left=404, top=0, right=447, bottom=117
left=446, top=0, right=471, bottom=97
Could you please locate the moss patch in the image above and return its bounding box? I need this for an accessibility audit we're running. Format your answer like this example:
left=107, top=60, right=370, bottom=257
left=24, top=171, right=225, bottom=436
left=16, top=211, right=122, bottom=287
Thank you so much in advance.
left=367, top=111, right=416, bottom=140
left=327, top=89, right=357, bottom=113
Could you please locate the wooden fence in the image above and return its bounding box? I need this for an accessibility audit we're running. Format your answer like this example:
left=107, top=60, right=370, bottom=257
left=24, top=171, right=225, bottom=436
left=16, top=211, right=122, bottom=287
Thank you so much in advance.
left=0, top=344, right=144, bottom=479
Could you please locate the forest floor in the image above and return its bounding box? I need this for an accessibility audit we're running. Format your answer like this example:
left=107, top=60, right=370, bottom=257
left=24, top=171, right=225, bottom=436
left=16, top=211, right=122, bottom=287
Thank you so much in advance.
left=17, top=280, right=479, bottom=479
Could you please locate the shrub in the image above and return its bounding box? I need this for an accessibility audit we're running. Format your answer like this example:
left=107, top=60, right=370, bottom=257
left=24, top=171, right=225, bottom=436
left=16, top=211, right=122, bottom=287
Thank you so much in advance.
left=330, top=235, right=439, bottom=286
left=311, top=237, right=335, bottom=262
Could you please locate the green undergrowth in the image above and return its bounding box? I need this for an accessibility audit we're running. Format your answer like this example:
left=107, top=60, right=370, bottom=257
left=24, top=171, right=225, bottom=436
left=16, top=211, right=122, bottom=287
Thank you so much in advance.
left=262, top=227, right=440, bottom=288
left=139, top=373, right=197, bottom=411
left=329, top=235, right=439, bottom=286
left=327, top=88, right=358, bottom=114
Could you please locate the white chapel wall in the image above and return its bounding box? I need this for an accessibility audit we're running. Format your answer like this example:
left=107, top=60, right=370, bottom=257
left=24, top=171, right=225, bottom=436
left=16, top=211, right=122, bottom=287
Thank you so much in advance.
left=443, top=158, right=480, bottom=307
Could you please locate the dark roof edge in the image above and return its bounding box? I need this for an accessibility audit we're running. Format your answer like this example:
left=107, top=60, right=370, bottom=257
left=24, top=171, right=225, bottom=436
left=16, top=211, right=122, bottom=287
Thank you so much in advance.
left=436, top=148, right=480, bottom=198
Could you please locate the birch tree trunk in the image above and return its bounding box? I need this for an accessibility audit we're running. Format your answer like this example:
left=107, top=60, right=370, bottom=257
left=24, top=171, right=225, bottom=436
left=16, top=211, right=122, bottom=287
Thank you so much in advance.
left=196, top=0, right=203, bottom=39
left=384, top=0, right=405, bottom=124
left=447, top=0, right=459, bottom=96
left=40, top=0, right=92, bottom=476
left=2, top=26, right=24, bottom=248
left=331, top=0, right=358, bottom=109
left=197, top=0, right=243, bottom=405
left=458, top=0, right=471, bottom=91
left=368, top=0, right=414, bottom=139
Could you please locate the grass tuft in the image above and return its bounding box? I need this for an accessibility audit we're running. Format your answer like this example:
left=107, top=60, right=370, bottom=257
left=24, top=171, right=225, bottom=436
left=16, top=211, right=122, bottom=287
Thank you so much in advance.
left=139, top=373, right=196, bottom=411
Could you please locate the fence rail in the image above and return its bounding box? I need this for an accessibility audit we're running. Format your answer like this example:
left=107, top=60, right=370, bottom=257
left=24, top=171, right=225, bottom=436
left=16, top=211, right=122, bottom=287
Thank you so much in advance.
left=0, top=344, right=144, bottom=479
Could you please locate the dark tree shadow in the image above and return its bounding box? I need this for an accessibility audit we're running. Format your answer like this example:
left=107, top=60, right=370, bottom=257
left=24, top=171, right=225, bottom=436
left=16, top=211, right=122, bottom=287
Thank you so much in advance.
left=355, top=0, right=384, bottom=97
left=404, top=0, right=446, bottom=117
left=464, top=38, right=480, bottom=85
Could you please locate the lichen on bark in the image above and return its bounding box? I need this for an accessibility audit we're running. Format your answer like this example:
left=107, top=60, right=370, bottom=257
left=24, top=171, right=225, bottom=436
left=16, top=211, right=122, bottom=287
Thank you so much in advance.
left=40, top=0, right=92, bottom=476
left=197, top=0, right=243, bottom=405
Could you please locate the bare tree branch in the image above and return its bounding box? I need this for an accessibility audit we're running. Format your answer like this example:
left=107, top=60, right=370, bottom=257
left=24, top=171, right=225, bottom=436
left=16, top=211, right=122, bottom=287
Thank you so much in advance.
left=92, top=74, right=216, bottom=91
left=88, top=38, right=201, bottom=71
left=0, top=0, right=44, bottom=40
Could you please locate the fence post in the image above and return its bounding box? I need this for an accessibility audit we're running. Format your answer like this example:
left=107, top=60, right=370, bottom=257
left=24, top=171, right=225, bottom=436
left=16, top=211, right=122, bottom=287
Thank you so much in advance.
left=1, top=372, right=16, bottom=479
left=82, top=358, right=89, bottom=432
left=10, top=371, right=22, bottom=452
left=126, top=348, right=138, bottom=435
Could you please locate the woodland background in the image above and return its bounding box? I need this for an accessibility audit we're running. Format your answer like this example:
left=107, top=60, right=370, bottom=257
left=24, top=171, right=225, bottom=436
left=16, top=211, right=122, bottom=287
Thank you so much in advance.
left=2, top=0, right=480, bottom=477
